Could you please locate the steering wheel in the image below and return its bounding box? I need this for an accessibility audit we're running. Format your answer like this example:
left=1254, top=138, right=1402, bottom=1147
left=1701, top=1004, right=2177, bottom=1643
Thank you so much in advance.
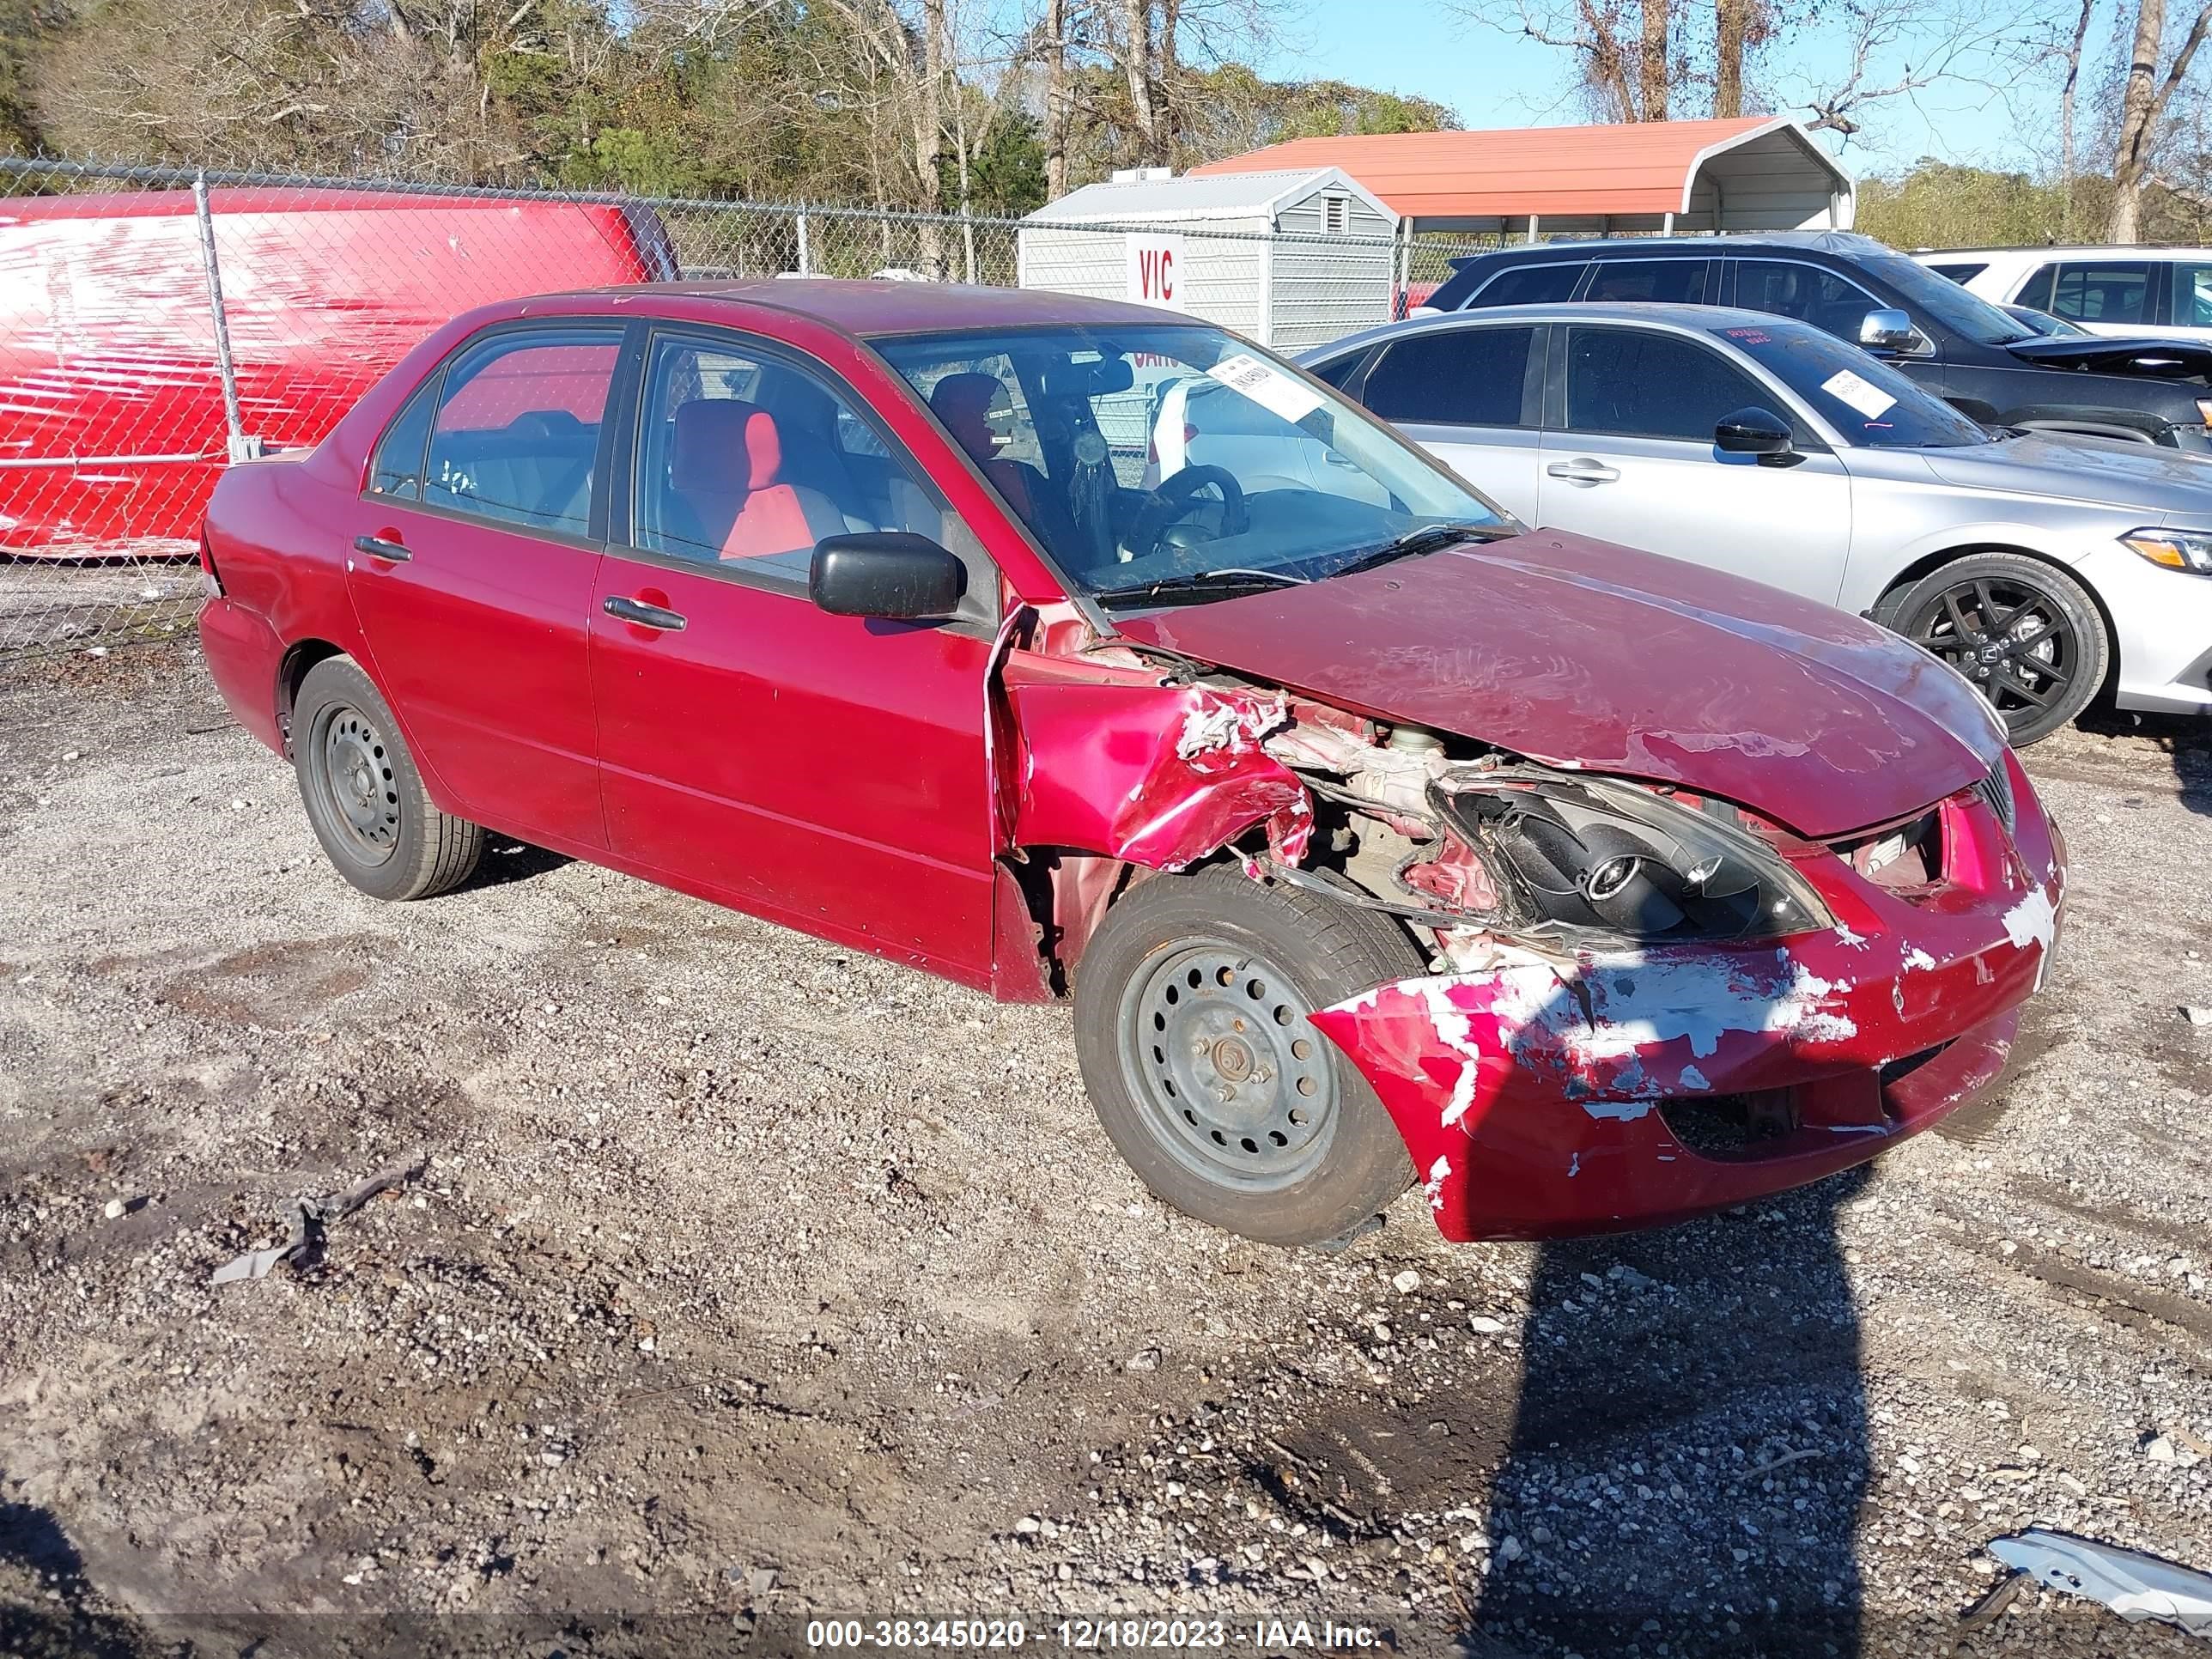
left=1130, top=465, right=1249, bottom=556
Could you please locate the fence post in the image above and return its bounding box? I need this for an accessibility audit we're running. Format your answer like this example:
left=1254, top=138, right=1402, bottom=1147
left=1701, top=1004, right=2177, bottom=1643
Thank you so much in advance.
left=191, top=172, right=259, bottom=463
left=796, top=209, right=811, bottom=276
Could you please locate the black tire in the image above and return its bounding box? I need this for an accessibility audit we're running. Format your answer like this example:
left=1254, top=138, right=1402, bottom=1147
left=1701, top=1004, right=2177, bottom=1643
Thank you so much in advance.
left=1073, top=863, right=1426, bottom=1248
left=293, top=655, right=484, bottom=901
left=1882, top=552, right=2108, bottom=747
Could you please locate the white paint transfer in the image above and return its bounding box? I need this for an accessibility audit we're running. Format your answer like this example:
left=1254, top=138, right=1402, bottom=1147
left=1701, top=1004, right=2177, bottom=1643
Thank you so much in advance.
left=1582, top=1100, right=1658, bottom=1122
left=1423, top=1155, right=1451, bottom=1211
left=1678, top=1065, right=1711, bottom=1091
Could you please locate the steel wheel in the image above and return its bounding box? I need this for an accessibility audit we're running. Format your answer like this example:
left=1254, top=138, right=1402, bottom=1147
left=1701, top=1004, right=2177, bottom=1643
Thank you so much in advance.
left=314, top=702, right=401, bottom=865
left=1116, top=939, right=1337, bottom=1193
left=1906, top=575, right=2076, bottom=727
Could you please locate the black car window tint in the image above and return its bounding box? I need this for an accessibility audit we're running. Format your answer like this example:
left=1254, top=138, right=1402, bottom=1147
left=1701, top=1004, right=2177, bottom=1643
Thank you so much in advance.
left=1471, top=261, right=1585, bottom=307
left=1360, top=329, right=1535, bottom=427
left=1583, top=259, right=1707, bottom=303
left=1926, top=262, right=1989, bottom=283
left=2014, top=264, right=2058, bottom=311
left=2052, top=263, right=2153, bottom=325
left=1565, top=327, right=1771, bottom=443
left=421, top=329, right=620, bottom=534
left=1733, top=260, right=1884, bottom=342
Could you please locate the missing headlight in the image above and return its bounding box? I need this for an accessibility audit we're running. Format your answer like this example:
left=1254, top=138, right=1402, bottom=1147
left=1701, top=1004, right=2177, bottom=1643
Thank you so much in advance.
left=1432, top=772, right=1833, bottom=944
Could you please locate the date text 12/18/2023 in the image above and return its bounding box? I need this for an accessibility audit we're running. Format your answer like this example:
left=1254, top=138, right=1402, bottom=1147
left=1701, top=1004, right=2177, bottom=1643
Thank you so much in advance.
left=802, top=1619, right=1388, bottom=1649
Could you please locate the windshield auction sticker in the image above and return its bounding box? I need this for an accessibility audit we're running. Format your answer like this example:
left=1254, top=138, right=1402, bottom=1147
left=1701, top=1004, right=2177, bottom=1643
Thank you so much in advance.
left=1819, top=368, right=1898, bottom=421
left=1206, top=353, right=1326, bottom=426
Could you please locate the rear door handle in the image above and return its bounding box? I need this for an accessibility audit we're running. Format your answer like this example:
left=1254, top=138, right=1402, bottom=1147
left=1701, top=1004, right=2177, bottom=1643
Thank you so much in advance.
left=1546, top=459, right=1620, bottom=484
left=604, top=594, right=688, bottom=632
left=353, top=533, right=411, bottom=562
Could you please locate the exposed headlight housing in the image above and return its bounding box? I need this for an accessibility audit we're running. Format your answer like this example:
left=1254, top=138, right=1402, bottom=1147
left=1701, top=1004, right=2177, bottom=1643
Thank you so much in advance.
left=2122, top=526, right=2212, bottom=574
left=1433, top=773, right=1833, bottom=944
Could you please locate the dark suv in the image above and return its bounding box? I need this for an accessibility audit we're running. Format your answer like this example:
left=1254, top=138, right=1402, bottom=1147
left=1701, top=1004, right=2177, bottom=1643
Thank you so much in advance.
left=1422, top=230, right=2212, bottom=450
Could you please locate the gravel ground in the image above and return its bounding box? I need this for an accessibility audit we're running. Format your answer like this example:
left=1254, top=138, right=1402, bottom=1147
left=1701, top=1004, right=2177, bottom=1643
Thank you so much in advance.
left=2, top=639, right=2209, bottom=1659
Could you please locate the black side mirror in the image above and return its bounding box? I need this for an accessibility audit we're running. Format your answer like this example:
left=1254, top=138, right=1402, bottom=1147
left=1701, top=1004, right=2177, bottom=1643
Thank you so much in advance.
left=810, top=532, right=965, bottom=620
left=1715, top=406, right=1796, bottom=465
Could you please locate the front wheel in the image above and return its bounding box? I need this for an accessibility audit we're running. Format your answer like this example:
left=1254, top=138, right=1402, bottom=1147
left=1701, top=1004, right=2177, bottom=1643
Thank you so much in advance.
left=1073, top=863, right=1425, bottom=1247
left=1882, top=553, right=2108, bottom=746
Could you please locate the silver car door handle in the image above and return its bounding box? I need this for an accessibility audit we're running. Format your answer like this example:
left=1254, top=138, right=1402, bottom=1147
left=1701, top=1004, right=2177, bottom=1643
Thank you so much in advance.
left=1546, top=459, right=1620, bottom=484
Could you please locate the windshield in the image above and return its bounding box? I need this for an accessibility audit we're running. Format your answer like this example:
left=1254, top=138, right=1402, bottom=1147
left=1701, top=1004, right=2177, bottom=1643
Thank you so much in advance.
left=872, top=324, right=1507, bottom=600
left=1712, top=319, right=1990, bottom=448
left=1856, top=247, right=2038, bottom=346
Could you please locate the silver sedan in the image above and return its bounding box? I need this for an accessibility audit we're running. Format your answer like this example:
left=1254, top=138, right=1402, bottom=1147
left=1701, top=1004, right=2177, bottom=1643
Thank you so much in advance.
left=1301, top=303, right=2212, bottom=744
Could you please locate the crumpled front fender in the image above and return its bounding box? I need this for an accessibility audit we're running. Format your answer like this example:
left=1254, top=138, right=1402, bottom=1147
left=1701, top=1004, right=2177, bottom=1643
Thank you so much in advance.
left=1000, top=649, right=1311, bottom=870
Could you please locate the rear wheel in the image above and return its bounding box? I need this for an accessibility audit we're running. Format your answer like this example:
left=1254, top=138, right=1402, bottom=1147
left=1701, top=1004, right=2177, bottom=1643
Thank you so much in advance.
left=1883, top=553, right=2107, bottom=746
left=1073, top=863, right=1425, bottom=1247
left=294, top=655, right=484, bottom=901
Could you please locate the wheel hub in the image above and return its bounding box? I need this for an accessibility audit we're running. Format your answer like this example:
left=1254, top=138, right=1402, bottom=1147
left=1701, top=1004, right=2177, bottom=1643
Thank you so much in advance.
left=1911, top=576, right=2075, bottom=723
left=1117, top=942, right=1336, bottom=1191
left=319, top=705, right=400, bottom=862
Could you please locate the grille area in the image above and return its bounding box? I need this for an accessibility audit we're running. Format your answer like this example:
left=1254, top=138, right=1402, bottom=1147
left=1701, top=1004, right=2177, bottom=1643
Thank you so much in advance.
left=1974, top=765, right=2017, bottom=834
left=1660, top=1091, right=1801, bottom=1159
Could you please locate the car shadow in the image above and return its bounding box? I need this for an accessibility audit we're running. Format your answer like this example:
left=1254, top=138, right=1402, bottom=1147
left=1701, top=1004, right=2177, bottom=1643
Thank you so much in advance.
left=455, top=837, right=574, bottom=892
left=2075, top=707, right=2211, bottom=817
left=1414, top=959, right=1881, bottom=1656
left=0, top=1479, right=149, bottom=1657
left=1464, top=1169, right=1872, bottom=1656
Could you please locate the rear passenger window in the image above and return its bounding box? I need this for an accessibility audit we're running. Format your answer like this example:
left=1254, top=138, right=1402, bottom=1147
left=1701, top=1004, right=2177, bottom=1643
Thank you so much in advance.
left=422, top=328, right=619, bottom=535
left=1361, top=328, right=1535, bottom=426
left=368, top=380, right=438, bottom=501
left=630, top=333, right=945, bottom=583
left=1470, top=262, right=1585, bottom=307
left=2014, top=264, right=2057, bottom=310
left=1925, top=262, right=1989, bottom=283
left=2051, top=262, right=2153, bottom=325
left=1584, top=259, right=1708, bottom=303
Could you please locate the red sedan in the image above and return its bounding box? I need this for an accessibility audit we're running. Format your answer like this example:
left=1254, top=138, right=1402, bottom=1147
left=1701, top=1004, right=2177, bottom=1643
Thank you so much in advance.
left=197, top=281, right=2064, bottom=1249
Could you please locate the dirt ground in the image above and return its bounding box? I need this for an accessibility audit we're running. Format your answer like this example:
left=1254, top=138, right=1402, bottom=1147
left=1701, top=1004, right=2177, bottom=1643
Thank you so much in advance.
left=2, top=639, right=2209, bottom=1659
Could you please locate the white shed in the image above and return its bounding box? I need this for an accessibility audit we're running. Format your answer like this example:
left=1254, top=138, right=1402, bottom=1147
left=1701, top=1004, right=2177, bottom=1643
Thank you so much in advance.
left=1016, top=167, right=1399, bottom=353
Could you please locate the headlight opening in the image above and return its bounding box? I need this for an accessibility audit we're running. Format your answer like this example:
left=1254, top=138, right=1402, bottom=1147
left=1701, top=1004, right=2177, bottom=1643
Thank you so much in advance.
left=1433, top=773, right=1833, bottom=944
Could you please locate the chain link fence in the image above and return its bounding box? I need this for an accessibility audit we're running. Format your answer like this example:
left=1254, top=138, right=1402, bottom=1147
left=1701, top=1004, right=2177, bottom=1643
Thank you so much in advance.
left=0, top=152, right=1492, bottom=657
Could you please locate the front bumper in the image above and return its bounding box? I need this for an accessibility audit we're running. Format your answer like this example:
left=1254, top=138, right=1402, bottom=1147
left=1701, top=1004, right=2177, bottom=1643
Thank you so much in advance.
left=2076, top=544, right=2212, bottom=715
left=1310, top=757, right=2066, bottom=1242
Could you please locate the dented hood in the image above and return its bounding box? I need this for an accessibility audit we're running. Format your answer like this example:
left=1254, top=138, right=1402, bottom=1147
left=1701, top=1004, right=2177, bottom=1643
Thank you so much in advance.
left=1111, top=532, right=2004, bottom=838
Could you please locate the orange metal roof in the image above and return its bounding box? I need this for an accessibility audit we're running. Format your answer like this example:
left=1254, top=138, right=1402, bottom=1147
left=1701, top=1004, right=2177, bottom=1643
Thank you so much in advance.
left=1191, top=117, right=1814, bottom=222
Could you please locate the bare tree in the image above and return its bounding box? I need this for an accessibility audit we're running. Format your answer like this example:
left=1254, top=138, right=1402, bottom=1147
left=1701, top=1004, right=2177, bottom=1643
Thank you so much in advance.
left=2056, top=0, right=2095, bottom=229
left=2109, top=0, right=2212, bottom=239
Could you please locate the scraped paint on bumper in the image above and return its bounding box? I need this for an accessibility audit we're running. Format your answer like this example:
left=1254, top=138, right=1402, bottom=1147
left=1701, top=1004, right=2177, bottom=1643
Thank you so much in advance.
left=1310, top=769, right=2065, bottom=1243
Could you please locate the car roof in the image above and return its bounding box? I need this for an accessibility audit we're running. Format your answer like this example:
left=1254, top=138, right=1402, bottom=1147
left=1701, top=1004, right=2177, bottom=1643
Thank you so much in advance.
left=1916, top=245, right=2212, bottom=258
left=1307, top=301, right=1812, bottom=361
left=1449, top=229, right=1890, bottom=268
left=519, top=277, right=1197, bottom=338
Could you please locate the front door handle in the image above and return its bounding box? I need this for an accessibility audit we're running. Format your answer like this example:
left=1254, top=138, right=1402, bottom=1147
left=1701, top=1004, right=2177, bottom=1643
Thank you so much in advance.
left=604, top=594, right=687, bottom=632
left=1546, top=459, right=1621, bottom=484
left=353, top=533, right=411, bottom=562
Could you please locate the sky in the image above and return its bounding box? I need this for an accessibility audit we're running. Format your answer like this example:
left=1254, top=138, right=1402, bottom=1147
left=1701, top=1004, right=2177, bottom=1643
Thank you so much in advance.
left=1249, top=0, right=2071, bottom=179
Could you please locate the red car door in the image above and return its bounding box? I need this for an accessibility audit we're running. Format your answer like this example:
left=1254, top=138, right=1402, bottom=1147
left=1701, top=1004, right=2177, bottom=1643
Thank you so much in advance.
left=347, top=324, right=620, bottom=849
left=588, top=326, right=1000, bottom=986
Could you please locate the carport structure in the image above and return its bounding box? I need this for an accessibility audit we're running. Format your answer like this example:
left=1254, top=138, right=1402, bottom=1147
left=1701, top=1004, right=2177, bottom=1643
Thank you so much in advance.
left=1190, top=116, right=1855, bottom=241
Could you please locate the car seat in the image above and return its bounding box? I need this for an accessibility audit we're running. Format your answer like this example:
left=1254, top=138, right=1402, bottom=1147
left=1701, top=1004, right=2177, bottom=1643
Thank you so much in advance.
left=667, top=399, right=851, bottom=561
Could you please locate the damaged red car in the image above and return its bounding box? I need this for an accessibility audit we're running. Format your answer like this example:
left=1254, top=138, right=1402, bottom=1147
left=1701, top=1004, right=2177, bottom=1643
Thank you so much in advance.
left=197, top=283, right=2066, bottom=1249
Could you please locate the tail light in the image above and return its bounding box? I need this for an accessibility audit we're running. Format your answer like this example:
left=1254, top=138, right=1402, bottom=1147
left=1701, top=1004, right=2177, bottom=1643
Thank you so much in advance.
left=198, top=528, right=223, bottom=598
